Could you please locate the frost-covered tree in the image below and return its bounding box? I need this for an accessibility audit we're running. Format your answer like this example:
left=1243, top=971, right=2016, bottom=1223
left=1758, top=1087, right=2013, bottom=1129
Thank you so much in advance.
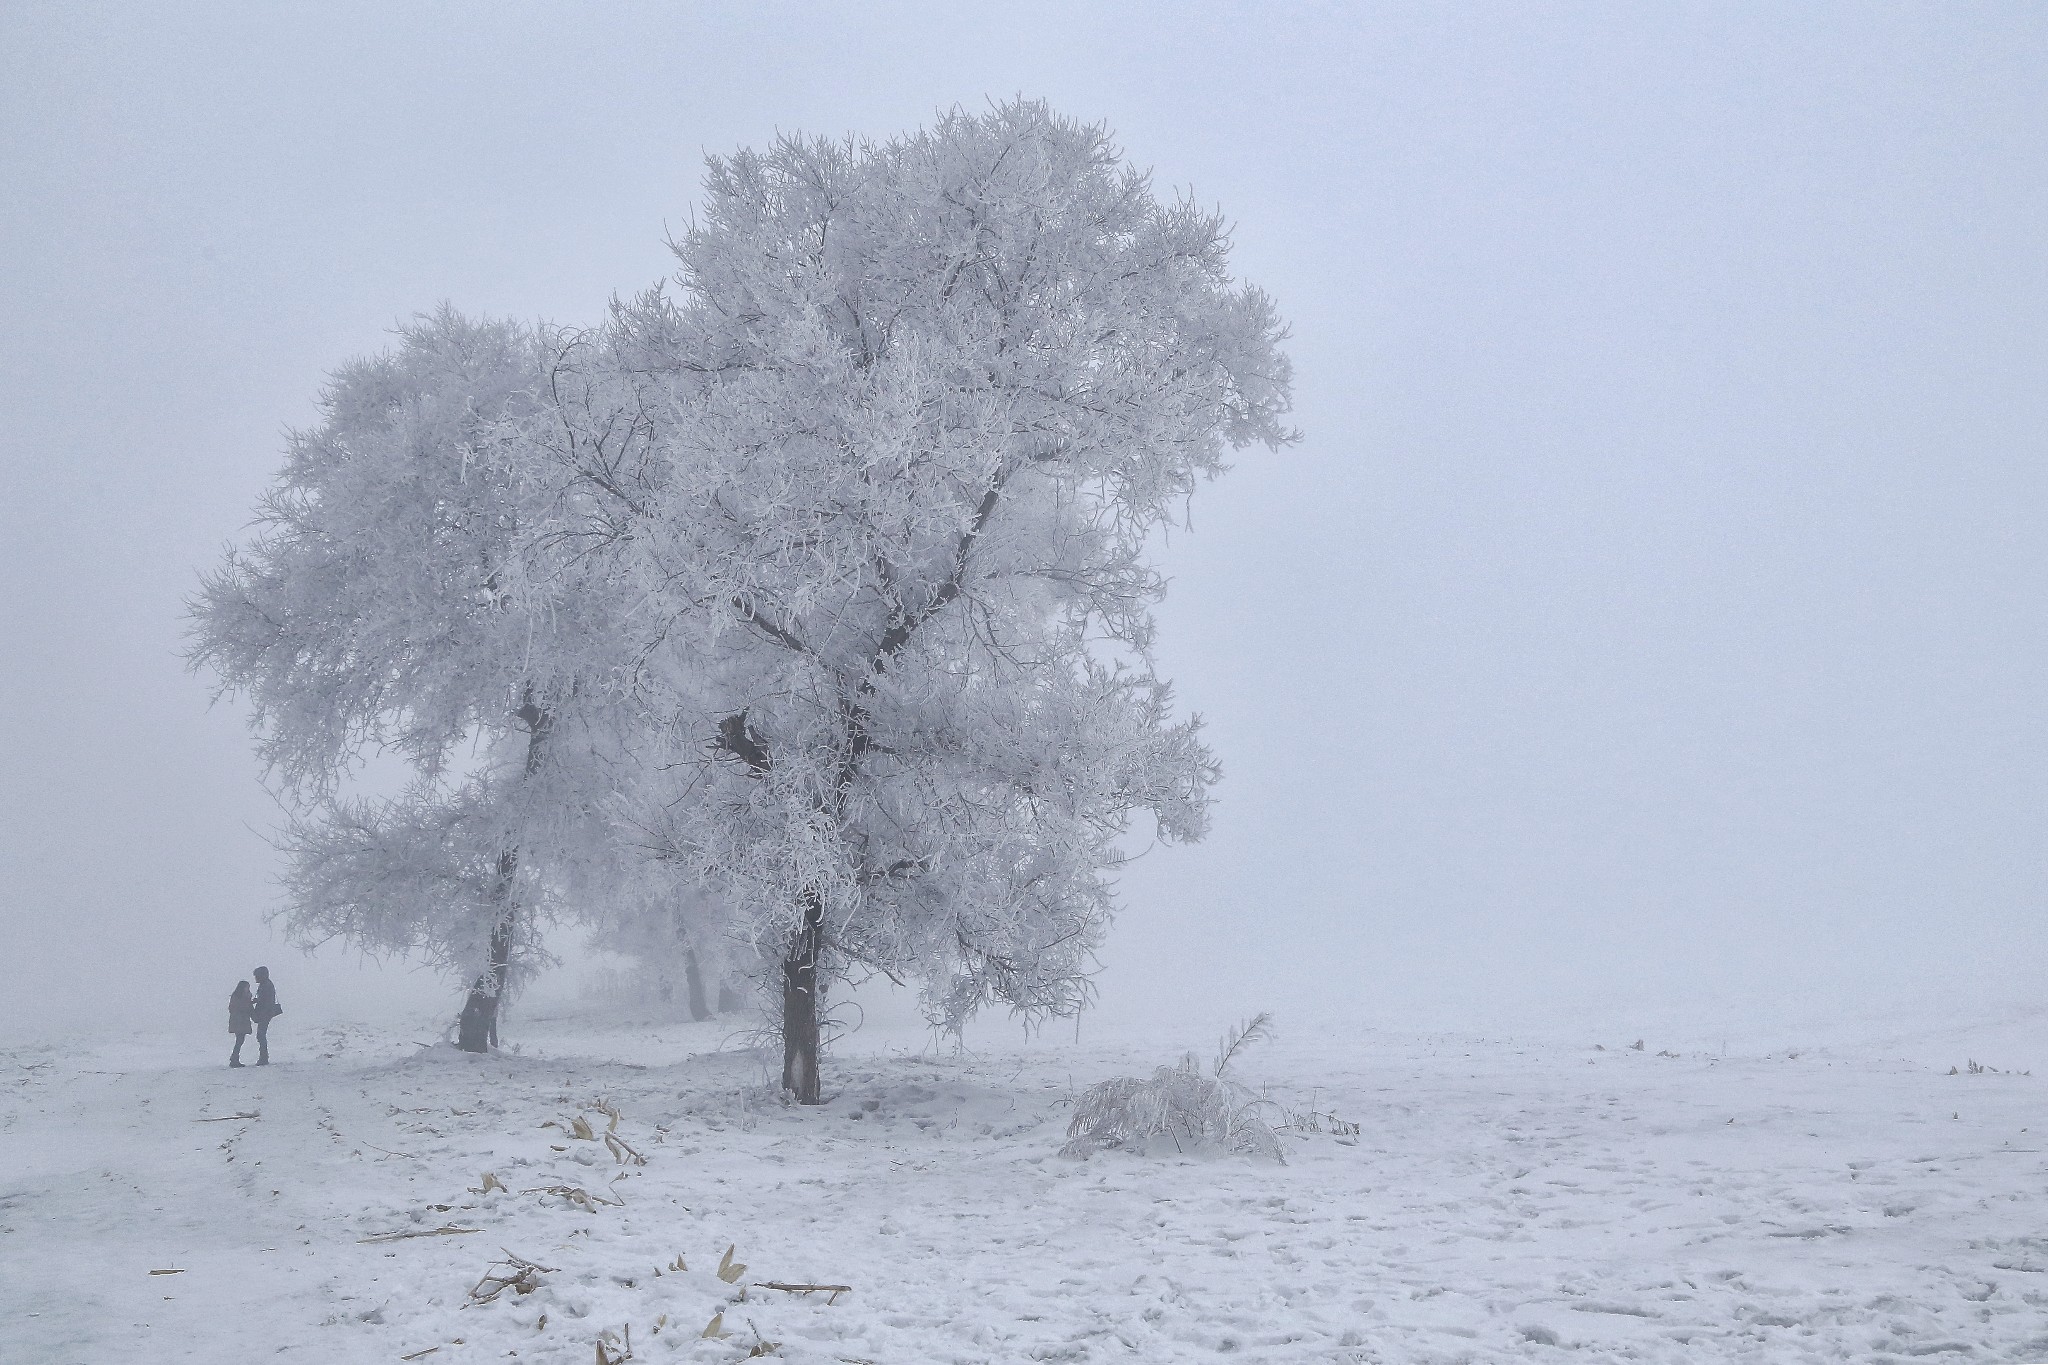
left=597, top=102, right=1295, bottom=1101
left=190, top=104, right=1294, bottom=1090
left=581, top=874, right=752, bottom=1022
left=189, top=308, right=633, bottom=1050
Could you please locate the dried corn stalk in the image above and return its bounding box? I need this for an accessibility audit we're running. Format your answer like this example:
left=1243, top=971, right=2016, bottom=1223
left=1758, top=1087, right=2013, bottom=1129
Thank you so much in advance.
left=467, top=1251, right=555, bottom=1305
left=521, top=1183, right=622, bottom=1211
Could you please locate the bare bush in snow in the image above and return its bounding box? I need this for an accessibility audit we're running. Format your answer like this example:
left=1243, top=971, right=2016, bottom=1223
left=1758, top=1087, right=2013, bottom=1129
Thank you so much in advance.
left=1062, top=1012, right=1283, bottom=1160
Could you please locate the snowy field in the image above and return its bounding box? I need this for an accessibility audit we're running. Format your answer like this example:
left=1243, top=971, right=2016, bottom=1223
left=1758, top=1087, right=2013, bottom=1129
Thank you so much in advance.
left=5, top=1000, right=2047, bottom=1364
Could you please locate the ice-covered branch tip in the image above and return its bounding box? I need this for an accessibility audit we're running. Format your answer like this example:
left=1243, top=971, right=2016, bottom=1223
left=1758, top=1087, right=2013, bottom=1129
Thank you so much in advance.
left=1215, top=1011, right=1275, bottom=1077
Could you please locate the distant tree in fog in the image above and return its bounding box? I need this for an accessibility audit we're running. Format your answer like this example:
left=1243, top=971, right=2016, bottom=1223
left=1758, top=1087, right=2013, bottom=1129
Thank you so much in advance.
left=583, top=873, right=752, bottom=1022
left=189, top=310, right=628, bottom=1050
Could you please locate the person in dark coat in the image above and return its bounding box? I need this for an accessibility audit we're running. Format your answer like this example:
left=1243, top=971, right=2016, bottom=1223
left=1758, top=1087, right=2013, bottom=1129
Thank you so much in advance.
left=252, top=966, right=281, bottom=1065
left=229, top=980, right=254, bottom=1067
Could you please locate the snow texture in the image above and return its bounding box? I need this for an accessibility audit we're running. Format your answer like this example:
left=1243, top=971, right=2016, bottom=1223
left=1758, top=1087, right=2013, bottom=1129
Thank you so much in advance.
left=5, top=1009, right=2046, bottom=1363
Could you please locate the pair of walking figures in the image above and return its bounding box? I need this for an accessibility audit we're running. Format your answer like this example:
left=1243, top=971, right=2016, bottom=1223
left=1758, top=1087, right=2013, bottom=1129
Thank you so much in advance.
left=228, top=966, right=281, bottom=1067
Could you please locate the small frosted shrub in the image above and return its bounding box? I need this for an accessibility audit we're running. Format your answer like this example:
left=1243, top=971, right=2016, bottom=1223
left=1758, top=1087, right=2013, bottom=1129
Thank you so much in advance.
left=1062, top=1013, right=1283, bottom=1161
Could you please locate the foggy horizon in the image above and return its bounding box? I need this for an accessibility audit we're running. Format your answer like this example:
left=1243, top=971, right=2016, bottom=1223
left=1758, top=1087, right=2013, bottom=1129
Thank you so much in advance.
left=6, top=2, right=2046, bottom=1046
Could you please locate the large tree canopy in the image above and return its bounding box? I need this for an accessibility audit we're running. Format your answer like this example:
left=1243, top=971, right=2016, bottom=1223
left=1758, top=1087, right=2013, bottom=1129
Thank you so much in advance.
left=191, top=103, right=1294, bottom=1091
left=589, top=101, right=1296, bottom=1098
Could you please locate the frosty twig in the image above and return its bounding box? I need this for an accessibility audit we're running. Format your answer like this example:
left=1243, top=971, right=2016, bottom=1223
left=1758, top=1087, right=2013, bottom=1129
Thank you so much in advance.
left=357, top=1224, right=482, bottom=1243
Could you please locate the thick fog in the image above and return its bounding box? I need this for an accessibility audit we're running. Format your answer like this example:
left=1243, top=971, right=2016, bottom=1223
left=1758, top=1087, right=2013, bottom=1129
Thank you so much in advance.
left=4, top=3, right=2044, bottom=1044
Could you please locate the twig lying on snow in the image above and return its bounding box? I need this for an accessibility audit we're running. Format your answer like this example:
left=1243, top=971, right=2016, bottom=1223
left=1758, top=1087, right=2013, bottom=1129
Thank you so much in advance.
left=194, top=1112, right=260, bottom=1123
left=147, top=1268, right=185, bottom=1276
left=357, top=1224, right=482, bottom=1244
left=754, top=1281, right=852, bottom=1305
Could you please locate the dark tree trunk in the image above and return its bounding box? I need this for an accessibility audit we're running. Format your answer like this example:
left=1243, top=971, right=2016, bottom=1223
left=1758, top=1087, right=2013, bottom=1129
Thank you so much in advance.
left=457, top=892, right=513, bottom=1053
left=713, top=708, right=823, bottom=1099
left=454, top=697, right=550, bottom=1054
left=781, top=891, right=824, bottom=1104
left=683, top=950, right=712, bottom=1022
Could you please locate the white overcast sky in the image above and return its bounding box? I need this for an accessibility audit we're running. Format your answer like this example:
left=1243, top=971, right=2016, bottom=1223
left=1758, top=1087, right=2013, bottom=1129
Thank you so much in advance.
left=4, top=2, right=2045, bottom=1041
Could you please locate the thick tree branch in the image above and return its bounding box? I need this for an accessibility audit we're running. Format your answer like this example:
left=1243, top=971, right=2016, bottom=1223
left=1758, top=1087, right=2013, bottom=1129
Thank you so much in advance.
left=731, top=595, right=811, bottom=654
left=870, top=468, right=1010, bottom=670
left=712, top=710, right=771, bottom=774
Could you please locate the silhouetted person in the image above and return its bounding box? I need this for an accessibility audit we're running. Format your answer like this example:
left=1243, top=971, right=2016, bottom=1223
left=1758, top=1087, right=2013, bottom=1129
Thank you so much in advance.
left=252, top=966, right=281, bottom=1065
left=229, top=980, right=254, bottom=1067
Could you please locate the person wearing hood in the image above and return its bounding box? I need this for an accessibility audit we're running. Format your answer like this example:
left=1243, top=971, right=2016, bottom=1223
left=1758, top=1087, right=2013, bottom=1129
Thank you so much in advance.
left=228, top=980, right=254, bottom=1067
left=251, top=966, right=282, bottom=1065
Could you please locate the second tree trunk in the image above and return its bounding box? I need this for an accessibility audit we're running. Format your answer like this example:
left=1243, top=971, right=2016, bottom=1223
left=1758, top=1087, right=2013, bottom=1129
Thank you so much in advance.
left=781, top=892, right=824, bottom=1103
left=457, top=897, right=514, bottom=1053
left=684, top=950, right=712, bottom=1022
left=455, top=701, right=549, bottom=1053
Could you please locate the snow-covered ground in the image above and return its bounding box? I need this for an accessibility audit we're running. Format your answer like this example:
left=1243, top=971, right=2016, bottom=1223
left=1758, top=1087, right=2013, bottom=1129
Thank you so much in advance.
left=5, top=998, right=2046, bottom=1363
